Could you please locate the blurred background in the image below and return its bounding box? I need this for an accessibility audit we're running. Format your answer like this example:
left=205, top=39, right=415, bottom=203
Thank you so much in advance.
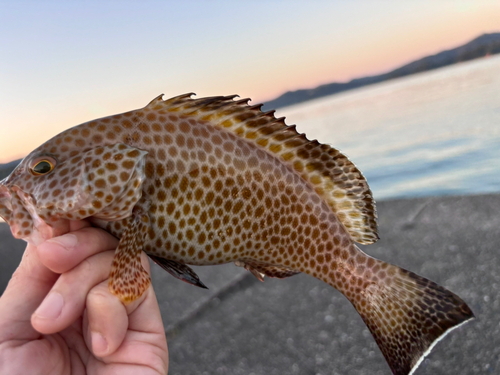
left=1, top=2, right=500, bottom=374
left=1, top=1, right=500, bottom=201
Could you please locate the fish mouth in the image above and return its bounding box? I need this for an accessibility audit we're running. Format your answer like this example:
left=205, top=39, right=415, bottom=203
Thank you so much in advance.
left=0, top=183, right=63, bottom=245
left=0, top=183, right=13, bottom=224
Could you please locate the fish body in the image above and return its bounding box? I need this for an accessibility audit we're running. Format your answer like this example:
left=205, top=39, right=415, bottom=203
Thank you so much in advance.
left=0, top=94, right=473, bottom=375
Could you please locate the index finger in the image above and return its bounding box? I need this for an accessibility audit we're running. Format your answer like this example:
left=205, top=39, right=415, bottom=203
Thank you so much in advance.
left=37, top=224, right=119, bottom=274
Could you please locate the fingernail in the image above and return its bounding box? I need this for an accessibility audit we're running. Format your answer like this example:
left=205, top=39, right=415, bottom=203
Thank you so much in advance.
left=47, top=234, right=77, bottom=250
left=34, top=292, right=64, bottom=319
left=91, top=331, right=109, bottom=355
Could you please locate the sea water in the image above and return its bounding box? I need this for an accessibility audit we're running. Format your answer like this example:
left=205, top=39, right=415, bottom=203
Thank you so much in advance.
left=275, top=54, right=500, bottom=200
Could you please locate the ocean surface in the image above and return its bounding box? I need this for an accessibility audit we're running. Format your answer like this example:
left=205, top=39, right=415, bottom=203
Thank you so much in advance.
left=275, top=54, right=500, bottom=200
left=1, top=56, right=499, bottom=206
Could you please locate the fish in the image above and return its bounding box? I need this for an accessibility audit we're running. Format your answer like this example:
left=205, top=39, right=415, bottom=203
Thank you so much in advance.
left=0, top=93, right=473, bottom=375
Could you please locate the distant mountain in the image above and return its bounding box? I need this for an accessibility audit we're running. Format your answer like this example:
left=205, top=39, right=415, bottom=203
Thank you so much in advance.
left=0, top=159, right=21, bottom=181
left=262, top=32, right=500, bottom=111
left=1, top=33, right=499, bottom=176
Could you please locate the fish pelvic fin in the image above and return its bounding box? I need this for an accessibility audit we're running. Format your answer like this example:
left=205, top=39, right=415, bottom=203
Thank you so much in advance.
left=347, top=259, right=474, bottom=375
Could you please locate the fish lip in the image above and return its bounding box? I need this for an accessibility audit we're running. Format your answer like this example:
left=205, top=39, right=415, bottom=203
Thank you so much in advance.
left=1, top=184, right=57, bottom=244
left=0, top=165, right=59, bottom=244
left=0, top=182, right=13, bottom=221
left=0, top=182, right=10, bottom=199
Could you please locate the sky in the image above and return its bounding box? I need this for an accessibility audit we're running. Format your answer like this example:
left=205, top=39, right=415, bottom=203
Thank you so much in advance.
left=1, top=1, right=499, bottom=163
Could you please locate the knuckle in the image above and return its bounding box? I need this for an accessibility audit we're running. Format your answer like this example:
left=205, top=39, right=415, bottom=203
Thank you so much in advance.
left=60, top=257, right=93, bottom=285
left=87, top=285, right=111, bottom=307
left=80, top=227, right=118, bottom=251
left=79, top=257, right=94, bottom=275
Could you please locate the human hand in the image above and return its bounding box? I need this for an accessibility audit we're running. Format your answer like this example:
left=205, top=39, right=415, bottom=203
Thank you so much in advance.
left=0, top=220, right=168, bottom=375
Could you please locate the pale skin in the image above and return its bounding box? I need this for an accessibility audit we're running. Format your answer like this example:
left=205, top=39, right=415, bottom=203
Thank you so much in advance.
left=0, top=220, right=169, bottom=375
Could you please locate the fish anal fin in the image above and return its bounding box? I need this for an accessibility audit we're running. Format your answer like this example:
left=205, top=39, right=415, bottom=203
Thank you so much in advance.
left=148, top=254, right=208, bottom=289
left=108, top=211, right=151, bottom=304
left=235, top=260, right=300, bottom=281
left=144, top=94, right=378, bottom=244
left=338, top=256, right=474, bottom=375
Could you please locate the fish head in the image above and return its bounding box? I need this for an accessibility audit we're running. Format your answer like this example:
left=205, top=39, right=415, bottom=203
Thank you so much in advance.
left=0, top=117, right=148, bottom=246
left=0, top=146, right=77, bottom=244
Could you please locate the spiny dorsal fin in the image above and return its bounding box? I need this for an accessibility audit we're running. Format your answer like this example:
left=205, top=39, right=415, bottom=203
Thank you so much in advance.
left=146, top=93, right=378, bottom=244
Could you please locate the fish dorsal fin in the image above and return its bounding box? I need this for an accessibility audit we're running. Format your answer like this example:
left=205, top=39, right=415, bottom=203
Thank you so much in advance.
left=146, top=94, right=378, bottom=244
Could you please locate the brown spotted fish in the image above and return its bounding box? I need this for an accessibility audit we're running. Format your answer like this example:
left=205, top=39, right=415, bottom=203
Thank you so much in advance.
left=0, top=94, right=473, bottom=375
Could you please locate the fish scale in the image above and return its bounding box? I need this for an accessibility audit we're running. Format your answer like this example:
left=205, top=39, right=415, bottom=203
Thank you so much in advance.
left=0, top=93, right=473, bottom=375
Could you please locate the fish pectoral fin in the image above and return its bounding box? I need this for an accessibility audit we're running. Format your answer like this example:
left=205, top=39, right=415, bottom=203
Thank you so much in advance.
left=108, top=212, right=151, bottom=303
left=88, top=143, right=148, bottom=221
left=148, top=255, right=208, bottom=289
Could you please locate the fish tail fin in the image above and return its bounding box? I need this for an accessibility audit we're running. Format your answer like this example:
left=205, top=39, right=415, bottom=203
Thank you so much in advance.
left=344, top=257, right=474, bottom=375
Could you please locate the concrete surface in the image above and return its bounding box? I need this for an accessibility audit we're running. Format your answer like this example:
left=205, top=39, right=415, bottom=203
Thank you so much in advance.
left=0, top=194, right=498, bottom=374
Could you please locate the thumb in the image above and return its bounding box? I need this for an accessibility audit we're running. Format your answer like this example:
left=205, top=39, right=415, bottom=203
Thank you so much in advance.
left=0, top=243, right=58, bottom=342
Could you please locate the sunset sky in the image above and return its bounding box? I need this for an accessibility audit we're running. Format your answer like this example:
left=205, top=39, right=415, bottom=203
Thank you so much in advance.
left=1, top=1, right=499, bottom=163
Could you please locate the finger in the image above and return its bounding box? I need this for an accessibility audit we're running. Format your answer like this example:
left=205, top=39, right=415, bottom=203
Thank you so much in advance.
left=84, top=253, right=153, bottom=357
left=90, top=285, right=169, bottom=373
left=126, top=282, right=168, bottom=362
left=0, top=221, right=91, bottom=342
left=84, top=281, right=129, bottom=357
left=37, top=226, right=119, bottom=274
left=68, top=219, right=92, bottom=232
left=127, top=256, right=165, bottom=335
left=0, top=244, right=58, bottom=342
left=31, top=250, right=115, bottom=334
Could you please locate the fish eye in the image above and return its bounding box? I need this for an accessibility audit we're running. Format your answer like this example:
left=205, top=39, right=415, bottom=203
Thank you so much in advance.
left=31, top=160, right=55, bottom=176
